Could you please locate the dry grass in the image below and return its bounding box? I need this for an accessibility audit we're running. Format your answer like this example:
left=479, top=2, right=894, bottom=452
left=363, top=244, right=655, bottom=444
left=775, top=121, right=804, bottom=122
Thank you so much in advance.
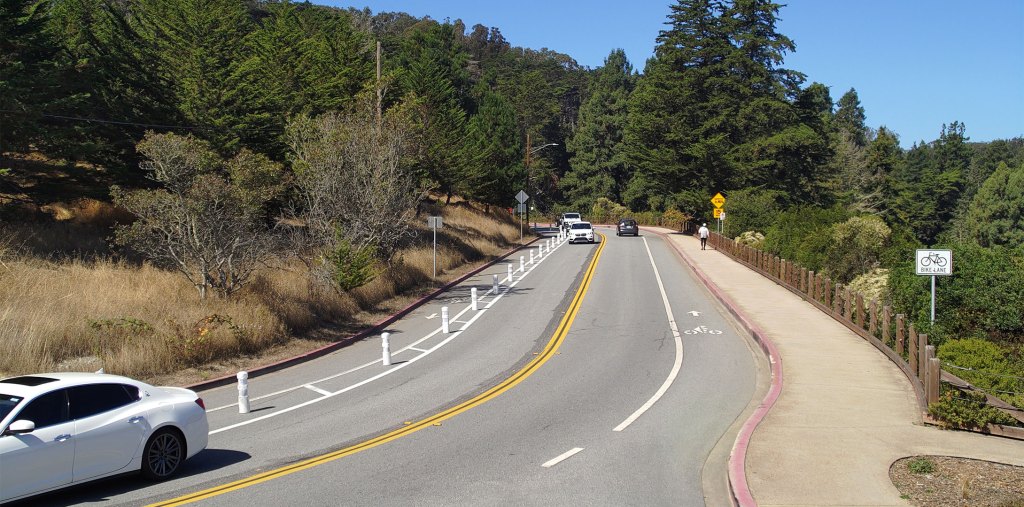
left=0, top=199, right=525, bottom=382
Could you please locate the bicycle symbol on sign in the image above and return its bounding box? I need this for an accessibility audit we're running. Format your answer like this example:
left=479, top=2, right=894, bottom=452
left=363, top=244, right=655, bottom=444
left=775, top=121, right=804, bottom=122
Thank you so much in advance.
left=919, top=252, right=948, bottom=268
left=684, top=325, right=723, bottom=335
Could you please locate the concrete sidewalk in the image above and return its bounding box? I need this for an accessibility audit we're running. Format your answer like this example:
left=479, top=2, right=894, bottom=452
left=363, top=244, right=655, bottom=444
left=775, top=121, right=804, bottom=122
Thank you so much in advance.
left=650, top=227, right=1024, bottom=506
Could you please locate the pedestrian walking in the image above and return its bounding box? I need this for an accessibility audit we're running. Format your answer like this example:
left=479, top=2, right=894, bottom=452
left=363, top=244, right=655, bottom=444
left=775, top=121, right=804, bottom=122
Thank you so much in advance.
left=698, top=223, right=709, bottom=250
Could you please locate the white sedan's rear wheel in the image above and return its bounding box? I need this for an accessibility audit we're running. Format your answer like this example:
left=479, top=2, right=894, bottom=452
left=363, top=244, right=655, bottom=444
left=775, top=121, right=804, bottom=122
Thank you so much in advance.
left=142, top=428, right=185, bottom=480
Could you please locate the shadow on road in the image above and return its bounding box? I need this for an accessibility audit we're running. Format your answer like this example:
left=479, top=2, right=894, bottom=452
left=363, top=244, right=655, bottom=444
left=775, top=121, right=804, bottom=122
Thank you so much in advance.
left=10, top=448, right=251, bottom=507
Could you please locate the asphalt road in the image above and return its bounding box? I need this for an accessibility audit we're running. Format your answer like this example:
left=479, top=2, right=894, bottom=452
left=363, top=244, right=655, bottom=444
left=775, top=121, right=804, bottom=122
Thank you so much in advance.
left=22, top=228, right=760, bottom=507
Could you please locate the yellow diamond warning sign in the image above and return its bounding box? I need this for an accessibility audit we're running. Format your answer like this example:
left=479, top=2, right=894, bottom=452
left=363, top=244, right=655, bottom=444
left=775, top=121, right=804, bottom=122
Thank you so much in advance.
left=711, top=192, right=725, bottom=208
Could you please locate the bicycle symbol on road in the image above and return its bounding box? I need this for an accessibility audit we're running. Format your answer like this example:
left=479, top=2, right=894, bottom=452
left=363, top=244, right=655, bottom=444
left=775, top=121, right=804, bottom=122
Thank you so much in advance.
left=684, top=325, right=722, bottom=335
left=919, top=252, right=948, bottom=268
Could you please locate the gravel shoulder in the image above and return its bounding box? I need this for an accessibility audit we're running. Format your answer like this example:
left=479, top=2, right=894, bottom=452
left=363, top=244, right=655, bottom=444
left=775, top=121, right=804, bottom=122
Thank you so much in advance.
left=890, top=456, right=1024, bottom=507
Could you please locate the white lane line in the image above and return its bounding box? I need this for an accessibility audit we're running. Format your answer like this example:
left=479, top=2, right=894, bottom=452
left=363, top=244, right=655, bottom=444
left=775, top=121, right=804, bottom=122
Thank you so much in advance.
left=542, top=447, right=585, bottom=468
left=208, top=237, right=564, bottom=432
left=303, top=384, right=332, bottom=396
left=406, top=346, right=429, bottom=353
left=613, top=237, right=685, bottom=432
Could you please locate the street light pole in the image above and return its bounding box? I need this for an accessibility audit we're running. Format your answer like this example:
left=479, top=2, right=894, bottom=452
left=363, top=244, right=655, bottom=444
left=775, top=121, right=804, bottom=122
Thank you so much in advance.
left=524, top=133, right=557, bottom=234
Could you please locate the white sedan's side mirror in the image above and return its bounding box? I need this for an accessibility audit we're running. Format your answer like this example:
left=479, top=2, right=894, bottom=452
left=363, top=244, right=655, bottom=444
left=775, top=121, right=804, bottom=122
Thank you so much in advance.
left=4, top=420, right=36, bottom=435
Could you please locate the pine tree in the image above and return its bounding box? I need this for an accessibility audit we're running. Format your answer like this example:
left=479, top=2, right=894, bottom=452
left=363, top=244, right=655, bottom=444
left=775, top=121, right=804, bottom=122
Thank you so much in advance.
left=834, top=88, right=868, bottom=146
left=965, top=161, right=1024, bottom=248
left=396, top=21, right=470, bottom=202
left=0, top=0, right=60, bottom=154
left=134, top=0, right=256, bottom=154
left=461, top=89, right=521, bottom=208
left=623, top=0, right=824, bottom=210
left=561, top=49, right=635, bottom=211
left=239, top=2, right=372, bottom=159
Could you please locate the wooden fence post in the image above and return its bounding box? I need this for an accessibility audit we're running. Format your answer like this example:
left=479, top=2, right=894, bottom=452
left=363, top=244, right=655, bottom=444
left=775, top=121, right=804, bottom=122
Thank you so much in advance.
left=869, top=300, right=878, bottom=337
left=895, top=314, right=906, bottom=356
left=928, top=357, right=941, bottom=405
left=833, top=283, right=842, bottom=315
left=843, top=287, right=853, bottom=321
left=808, top=271, right=816, bottom=300
left=908, top=324, right=918, bottom=373
left=856, top=294, right=865, bottom=329
left=882, top=306, right=892, bottom=347
left=918, top=334, right=929, bottom=381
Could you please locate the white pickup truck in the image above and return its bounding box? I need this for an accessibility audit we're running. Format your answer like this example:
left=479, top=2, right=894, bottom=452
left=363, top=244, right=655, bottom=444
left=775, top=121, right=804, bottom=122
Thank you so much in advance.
left=559, top=212, right=582, bottom=231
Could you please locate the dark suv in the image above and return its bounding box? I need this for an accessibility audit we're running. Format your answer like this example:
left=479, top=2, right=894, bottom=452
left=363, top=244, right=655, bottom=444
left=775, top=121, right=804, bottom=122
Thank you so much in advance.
left=616, top=218, right=638, bottom=236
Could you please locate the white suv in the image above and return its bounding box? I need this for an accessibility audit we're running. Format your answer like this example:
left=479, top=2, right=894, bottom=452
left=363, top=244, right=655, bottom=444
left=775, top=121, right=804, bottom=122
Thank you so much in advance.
left=568, top=222, right=595, bottom=244
left=560, top=212, right=582, bottom=231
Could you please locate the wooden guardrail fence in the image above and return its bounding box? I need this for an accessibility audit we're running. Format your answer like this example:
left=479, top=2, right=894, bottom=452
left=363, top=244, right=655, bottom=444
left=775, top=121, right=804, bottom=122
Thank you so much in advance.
left=704, top=230, right=1024, bottom=438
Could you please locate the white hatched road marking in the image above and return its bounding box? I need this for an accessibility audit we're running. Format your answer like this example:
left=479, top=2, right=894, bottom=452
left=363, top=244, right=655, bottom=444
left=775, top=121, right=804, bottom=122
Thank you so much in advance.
left=206, top=237, right=567, bottom=433
left=303, top=384, right=332, bottom=396
left=542, top=447, right=585, bottom=468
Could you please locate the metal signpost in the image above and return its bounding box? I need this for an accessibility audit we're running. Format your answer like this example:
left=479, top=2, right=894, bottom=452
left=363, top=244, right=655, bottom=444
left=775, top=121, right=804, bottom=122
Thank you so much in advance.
left=515, top=190, right=529, bottom=242
left=915, top=249, right=953, bottom=324
left=711, top=192, right=726, bottom=234
left=428, top=216, right=442, bottom=278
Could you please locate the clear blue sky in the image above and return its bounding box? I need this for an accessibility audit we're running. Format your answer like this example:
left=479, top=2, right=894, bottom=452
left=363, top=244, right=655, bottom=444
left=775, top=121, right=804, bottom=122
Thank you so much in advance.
left=324, top=0, right=1024, bottom=148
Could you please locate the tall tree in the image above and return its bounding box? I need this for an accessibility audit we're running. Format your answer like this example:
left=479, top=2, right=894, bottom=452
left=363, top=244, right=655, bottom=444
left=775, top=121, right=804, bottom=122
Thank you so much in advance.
left=240, top=1, right=372, bottom=159
left=0, top=0, right=60, bottom=155
left=965, top=161, right=1024, bottom=248
left=623, top=0, right=824, bottom=211
left=461, top=88, right=521, bottom=208
left=834, top=88, right=868, bottom=146
left=135, top=0, right=256, bottom=154
left=561, top=49, right=635, bottom=211
left=395, top=21, right=470, bottom=202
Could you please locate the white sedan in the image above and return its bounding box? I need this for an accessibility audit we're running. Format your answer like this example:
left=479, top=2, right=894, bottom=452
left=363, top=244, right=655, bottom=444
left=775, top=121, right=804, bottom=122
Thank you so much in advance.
left=568, top=221, right=595, bottom=244
left=0, top=372, right=208, bottom=503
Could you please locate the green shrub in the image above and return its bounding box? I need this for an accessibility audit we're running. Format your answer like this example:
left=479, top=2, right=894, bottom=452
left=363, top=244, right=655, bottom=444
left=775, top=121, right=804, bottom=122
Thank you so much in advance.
left=938, top=339, right=1024, bottom=409
left=661, top=209, right=688, bottom=231
left=763, top=205, right=849, bottom=272
left=847, top=268, right=888, bottom=304
left=907, top=457, right=935, bottom=474
left=720, top=187, right=785, bottom=239
left=324, top=237, right=377, bottom=292
left=823, top=215, right=891, bottom=284
left=735, top=231, right=765, bottom=248
left=928, top=388, right=1018, bottom=429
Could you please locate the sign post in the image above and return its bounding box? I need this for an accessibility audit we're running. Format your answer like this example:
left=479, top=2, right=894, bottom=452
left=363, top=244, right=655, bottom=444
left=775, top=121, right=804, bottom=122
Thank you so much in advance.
left=915, top=249, right=953, bottom=325
left=711, top=192, right=726, bottom=235
left=515, top=190, right=529, bottom=242
left=428, top=216, right=443, bottom=278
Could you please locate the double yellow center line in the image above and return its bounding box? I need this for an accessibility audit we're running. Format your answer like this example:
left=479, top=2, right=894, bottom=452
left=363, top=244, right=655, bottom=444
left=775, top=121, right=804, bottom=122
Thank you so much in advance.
left=150, top=234, right=606, bottom=506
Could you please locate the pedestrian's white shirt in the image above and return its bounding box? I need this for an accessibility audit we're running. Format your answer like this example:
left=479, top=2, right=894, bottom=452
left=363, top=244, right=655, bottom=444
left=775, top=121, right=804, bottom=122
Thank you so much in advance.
left=698, top=226, right=709, bottom=238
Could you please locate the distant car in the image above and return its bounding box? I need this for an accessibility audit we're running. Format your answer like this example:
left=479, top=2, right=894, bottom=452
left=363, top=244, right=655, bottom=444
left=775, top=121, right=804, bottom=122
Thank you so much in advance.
left=568, top=221, right=595, bottom=244
left=616, top=218, right=639, bottom=236
left=559, top=212, right=582, bottom=231
left=0, top=372, right=209, bottom=503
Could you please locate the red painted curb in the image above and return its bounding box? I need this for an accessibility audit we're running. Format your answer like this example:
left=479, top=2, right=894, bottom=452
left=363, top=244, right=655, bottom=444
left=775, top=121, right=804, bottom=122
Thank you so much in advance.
left=185, top=237, right=542, bottom=392
left=647, top=228, right=783, bottom=507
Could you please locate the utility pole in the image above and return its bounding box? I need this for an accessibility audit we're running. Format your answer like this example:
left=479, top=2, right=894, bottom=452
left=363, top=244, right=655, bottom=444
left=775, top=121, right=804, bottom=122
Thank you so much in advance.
left=376, top=41, right=382, bottom=130
left=525, top=132, right=531, bottom=229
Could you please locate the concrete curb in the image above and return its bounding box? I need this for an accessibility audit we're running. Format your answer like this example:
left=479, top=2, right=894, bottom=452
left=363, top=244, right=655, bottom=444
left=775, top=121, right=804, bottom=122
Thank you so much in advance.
left=647, top=227, right=782, bottom=507
left=185, top=238, right=542, bottom=392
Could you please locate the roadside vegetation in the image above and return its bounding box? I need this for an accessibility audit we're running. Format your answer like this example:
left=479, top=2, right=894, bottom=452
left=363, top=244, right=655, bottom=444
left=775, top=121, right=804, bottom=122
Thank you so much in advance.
left=0, top=184, right=521, bottom=379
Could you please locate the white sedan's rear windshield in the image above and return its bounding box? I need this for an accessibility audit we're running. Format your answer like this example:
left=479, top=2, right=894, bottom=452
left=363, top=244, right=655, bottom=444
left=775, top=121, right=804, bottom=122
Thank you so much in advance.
left=570, top=223, right=591, bottom=229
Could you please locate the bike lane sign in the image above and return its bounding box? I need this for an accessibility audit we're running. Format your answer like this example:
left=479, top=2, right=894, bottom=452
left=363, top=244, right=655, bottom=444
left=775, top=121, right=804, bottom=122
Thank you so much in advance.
left=916, top=249, right=952, bottom=276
